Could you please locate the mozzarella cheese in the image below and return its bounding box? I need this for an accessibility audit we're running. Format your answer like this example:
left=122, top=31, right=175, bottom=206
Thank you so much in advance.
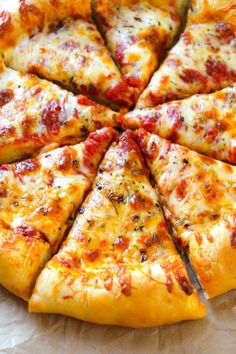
left=123, top=85, right=236, bottom=164
left=0, top=127, right=116, bottom=300
left=93, top=0, right=187, bottom=95
left=0, top=58, right=121, bottom=163
left=137, top=16, right=236, bottom=108
left=29, top=130, right=205, bottom=327
left=135, top=129, right=236, bottom=298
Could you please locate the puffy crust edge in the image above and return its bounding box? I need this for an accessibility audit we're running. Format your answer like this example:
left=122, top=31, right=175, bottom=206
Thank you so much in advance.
left=29, top=255, right=206, bottom=328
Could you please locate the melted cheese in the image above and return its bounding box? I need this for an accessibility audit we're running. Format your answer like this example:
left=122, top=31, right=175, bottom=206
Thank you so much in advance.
left=137, top=19, right=236, bottom=108
left=29, top=131, right=205, bottom=327
left=0, top=127, right=116, bottom=300
left=136, top=129, right=236, bottom=298
left=93, top=0, right=186, bottom=94
left=123, top=85, right=236, bottom=164
left=0, top=58, right=121, bottom=163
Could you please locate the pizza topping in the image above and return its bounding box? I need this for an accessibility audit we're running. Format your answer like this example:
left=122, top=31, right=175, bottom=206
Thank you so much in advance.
left=14, top=159, right=40, bottom=178
left=0, top=187, right=7, bottom=198
left=84, top=249, right=99, bottom=262
left=113, top=235, right=130, bottom=252
left=103, top=272, right=113, bottom=291
left=57, top=148, right=73, bottom=171
left=176, top=179, right=187, bottom=201
left=0, top=89, right=14, bottom=107
left=165, top=273, right=173, bottom=293
left=182, top=32, right=193, bottom=45
left=19, top=0, right=43, bottom=30
left=179, top=69, right=207, bottom=87
left=42, top=100, right=63, bottom=136
left=176, top=272, right=193, bottom=296
left=205, top=60, right=236, bottom=83
left=15, top=225, right=48, bottom=243
left=117, top=267, right=131, bottom=296
left=0, top=11, right=12, bottom=36
left=216, top=22, right=235, bottom=44
left=230, top=231, right=236, bottom=248
left=77, top=95, right=96, bottom=106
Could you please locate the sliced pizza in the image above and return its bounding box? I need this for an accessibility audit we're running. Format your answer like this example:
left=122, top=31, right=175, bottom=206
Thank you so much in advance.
left=92, top=0, right=188, bottom=95
left=136, top=0, right=236, bottom=108
left=122, top=85, right=236, bottom=164
left=0, top=127, right=116, bottom=301
left=135, top=129, right=236, bottom=298
left=0, top=57, right=121, bottom=164
left=29, top=130, right=205, bottom=328
left=0, top=0, right=134, bottom=110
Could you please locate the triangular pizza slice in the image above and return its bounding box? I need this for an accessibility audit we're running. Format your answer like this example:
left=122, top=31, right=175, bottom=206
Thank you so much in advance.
left=0, top=0, right=134, bottom=110
left=135, top=129, right=236, bottom=298
left=136, top=0, right=236, bottom=108
left=92, top=0, right=188, bottom=96
left=122, top=85, right=236, bottom=164
left=0, top=127, right=116, bottom=300
left=29, top=131, right=205, bottom=327
left=0, top=57, right=121, bottom=164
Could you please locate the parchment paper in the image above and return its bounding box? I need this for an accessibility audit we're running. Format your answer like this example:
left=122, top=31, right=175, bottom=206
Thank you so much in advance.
left=0, top=284, right=235, bottom=354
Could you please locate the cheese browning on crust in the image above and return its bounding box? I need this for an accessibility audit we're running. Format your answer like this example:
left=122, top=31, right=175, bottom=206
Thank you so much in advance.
left=29, top=131, right=205, bottom=327
left=0, top=58, right=121, bottom=164
left=0, top=1, right=134, bottom=110
left=122, top=85, right=236, bottom=164
left=0, top=127, right=116, bottom=300
left=135, top=129, right=236, bottom=298
left=93, top=0, right=188, bottom=96
left=136, top=2, right=236, bottom=108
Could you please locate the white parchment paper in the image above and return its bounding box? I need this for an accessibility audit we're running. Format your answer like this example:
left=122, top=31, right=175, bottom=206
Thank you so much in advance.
left=0, top=284, right=236, bottom=354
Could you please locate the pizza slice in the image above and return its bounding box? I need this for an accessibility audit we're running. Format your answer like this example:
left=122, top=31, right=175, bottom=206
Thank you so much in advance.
left=136, top=0, right=236, bottom=108
left=0, top=127, right=116, bottom=301
left=0, top=0, right=134, bottom=110
left=92, top=0, right=188, bottom=95
left=135, top=129, right=236, bottom=298
left=0, top=57, right=122, bottom=164
left=29, top=131, right=205, bottom=328
left=122, top=85, right=236, bottom=164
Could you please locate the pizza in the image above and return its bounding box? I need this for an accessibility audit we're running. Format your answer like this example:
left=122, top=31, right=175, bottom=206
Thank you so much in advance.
left=0, top=0, right=135, bottom=110
left=122, top=85, right=236, bottom=164
left=0, top=0, right=235, bottom=329
left=135, top=129, right=236, bottom=298
left=29, top=131, right=205, bottom=327
left=136, top=0, right=236, bottom=108
left=0, top=57, right=121, bottom=164
left=0, top=127, right=116, bottom=300
left=92, top=0, right=188, bottom=96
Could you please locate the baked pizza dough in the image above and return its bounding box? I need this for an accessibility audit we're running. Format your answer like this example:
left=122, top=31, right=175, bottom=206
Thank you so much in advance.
left=0, top=127, right=116, bottom=300
left=29, top=131, right=205, bottom=327
left=136, top=0, right=236, bottom=108
left=0, top=0, right=135, bottom=110
left=122, top=85, right=236, bottom=164
left=0, top=57, right=121, bottom=164
left=135, top=129, right=236, bottom=298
